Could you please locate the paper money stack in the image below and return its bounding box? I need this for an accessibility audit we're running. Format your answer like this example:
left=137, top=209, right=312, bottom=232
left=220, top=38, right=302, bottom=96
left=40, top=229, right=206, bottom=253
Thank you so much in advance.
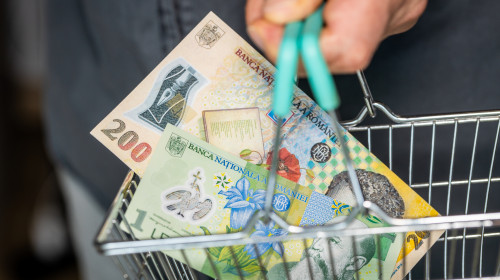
left=91, top=12, right=443, bottom=280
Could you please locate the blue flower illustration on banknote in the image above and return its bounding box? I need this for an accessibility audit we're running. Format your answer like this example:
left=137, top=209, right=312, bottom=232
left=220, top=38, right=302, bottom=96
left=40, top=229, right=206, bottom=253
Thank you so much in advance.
left=243, top=220, right=287, bottom=259
left=218, top=177, right=265, bottom=230
left=200, top=219, right=287, bottom=276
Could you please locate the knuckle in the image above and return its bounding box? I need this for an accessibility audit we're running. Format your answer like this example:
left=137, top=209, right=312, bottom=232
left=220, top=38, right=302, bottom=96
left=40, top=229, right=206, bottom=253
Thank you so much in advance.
left=321, top=33, right=374, bottom=73
left=387, top=0, right=428, bottom=35
left=342, top=46, right=372, bottom=71
left=401, top=0, right=428, bottom=26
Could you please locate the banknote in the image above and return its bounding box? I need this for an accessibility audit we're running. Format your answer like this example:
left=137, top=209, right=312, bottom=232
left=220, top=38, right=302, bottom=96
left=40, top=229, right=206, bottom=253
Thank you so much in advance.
left=92, top=12, right=443, bottom=278
left=203, top=108, right=265, bottom=163
left=124, top=124, right=403, bottom=280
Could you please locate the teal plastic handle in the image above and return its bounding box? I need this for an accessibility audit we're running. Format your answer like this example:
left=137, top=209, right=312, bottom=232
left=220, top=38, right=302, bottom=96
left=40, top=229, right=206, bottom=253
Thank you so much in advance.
left=273, top=21, right=303, bottom=118
left=300, top=7, right=340, bottom=111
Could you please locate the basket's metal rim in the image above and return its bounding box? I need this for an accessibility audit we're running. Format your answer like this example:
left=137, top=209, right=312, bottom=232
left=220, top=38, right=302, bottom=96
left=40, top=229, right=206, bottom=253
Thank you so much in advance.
left=96, top=206, right=500, bottom=256
left=341, top=102, right=500, bottom=128
left=445, top=278, right=500, bottom=280
left=94, top=103, right=500, bottom=265
left=95, top=172, right=136, bottom=247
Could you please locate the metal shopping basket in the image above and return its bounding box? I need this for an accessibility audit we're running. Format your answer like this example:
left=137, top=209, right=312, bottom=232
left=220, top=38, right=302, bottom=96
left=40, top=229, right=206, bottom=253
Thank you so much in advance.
left=95, top=97, right=500, bottom=280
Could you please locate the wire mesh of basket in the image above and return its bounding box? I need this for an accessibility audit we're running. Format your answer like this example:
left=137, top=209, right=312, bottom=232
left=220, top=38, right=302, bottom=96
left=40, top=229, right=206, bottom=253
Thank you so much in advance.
left=95, top=102, right=500, bottom=280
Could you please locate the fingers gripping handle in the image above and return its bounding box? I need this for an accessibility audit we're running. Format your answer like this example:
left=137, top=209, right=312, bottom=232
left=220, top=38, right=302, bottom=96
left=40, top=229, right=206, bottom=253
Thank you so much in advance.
left=273, top=6, right=340, bottom=118
left=300, top=6, right=340, bottom=112
left=273, top=21, right=303, bottom=118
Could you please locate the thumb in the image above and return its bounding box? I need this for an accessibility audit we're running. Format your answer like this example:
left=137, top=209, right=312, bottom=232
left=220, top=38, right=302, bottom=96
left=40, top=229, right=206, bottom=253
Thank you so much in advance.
left=247, top=20, right=283, bottom=63
left=264, top=0, right=323, bottom=24
left=246, top=0, right=283, bottom=62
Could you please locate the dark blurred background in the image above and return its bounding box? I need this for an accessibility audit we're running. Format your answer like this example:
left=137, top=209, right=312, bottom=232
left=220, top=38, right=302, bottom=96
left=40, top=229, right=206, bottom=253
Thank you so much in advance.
left=1, top=1, right=79, bottom=279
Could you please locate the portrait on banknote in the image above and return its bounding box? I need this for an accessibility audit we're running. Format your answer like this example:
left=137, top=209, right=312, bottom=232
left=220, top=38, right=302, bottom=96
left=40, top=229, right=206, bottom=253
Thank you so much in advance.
left=267, top=219, right=376, bottom=280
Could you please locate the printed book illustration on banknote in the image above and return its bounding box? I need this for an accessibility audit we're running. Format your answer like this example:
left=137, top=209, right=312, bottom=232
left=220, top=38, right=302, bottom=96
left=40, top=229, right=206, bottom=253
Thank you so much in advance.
left=203, top=107, right=265, bottom=164
left=91, top=11, right=444, bottom=280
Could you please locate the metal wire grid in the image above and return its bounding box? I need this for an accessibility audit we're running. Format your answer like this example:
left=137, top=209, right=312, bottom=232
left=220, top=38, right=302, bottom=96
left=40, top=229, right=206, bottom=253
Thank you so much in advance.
left=95, top=103, right=500, bottom=280
left=344, top=103, right=500, bottom=279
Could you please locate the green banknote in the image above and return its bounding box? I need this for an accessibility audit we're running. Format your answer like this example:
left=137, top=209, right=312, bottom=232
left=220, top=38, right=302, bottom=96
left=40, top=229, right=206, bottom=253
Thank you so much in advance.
left=124, top=124, right=403, bottom=279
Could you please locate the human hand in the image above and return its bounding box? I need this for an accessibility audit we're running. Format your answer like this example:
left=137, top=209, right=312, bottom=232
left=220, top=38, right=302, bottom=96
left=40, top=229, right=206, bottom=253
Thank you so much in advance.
left=246, top=0, right=427, bottom=74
